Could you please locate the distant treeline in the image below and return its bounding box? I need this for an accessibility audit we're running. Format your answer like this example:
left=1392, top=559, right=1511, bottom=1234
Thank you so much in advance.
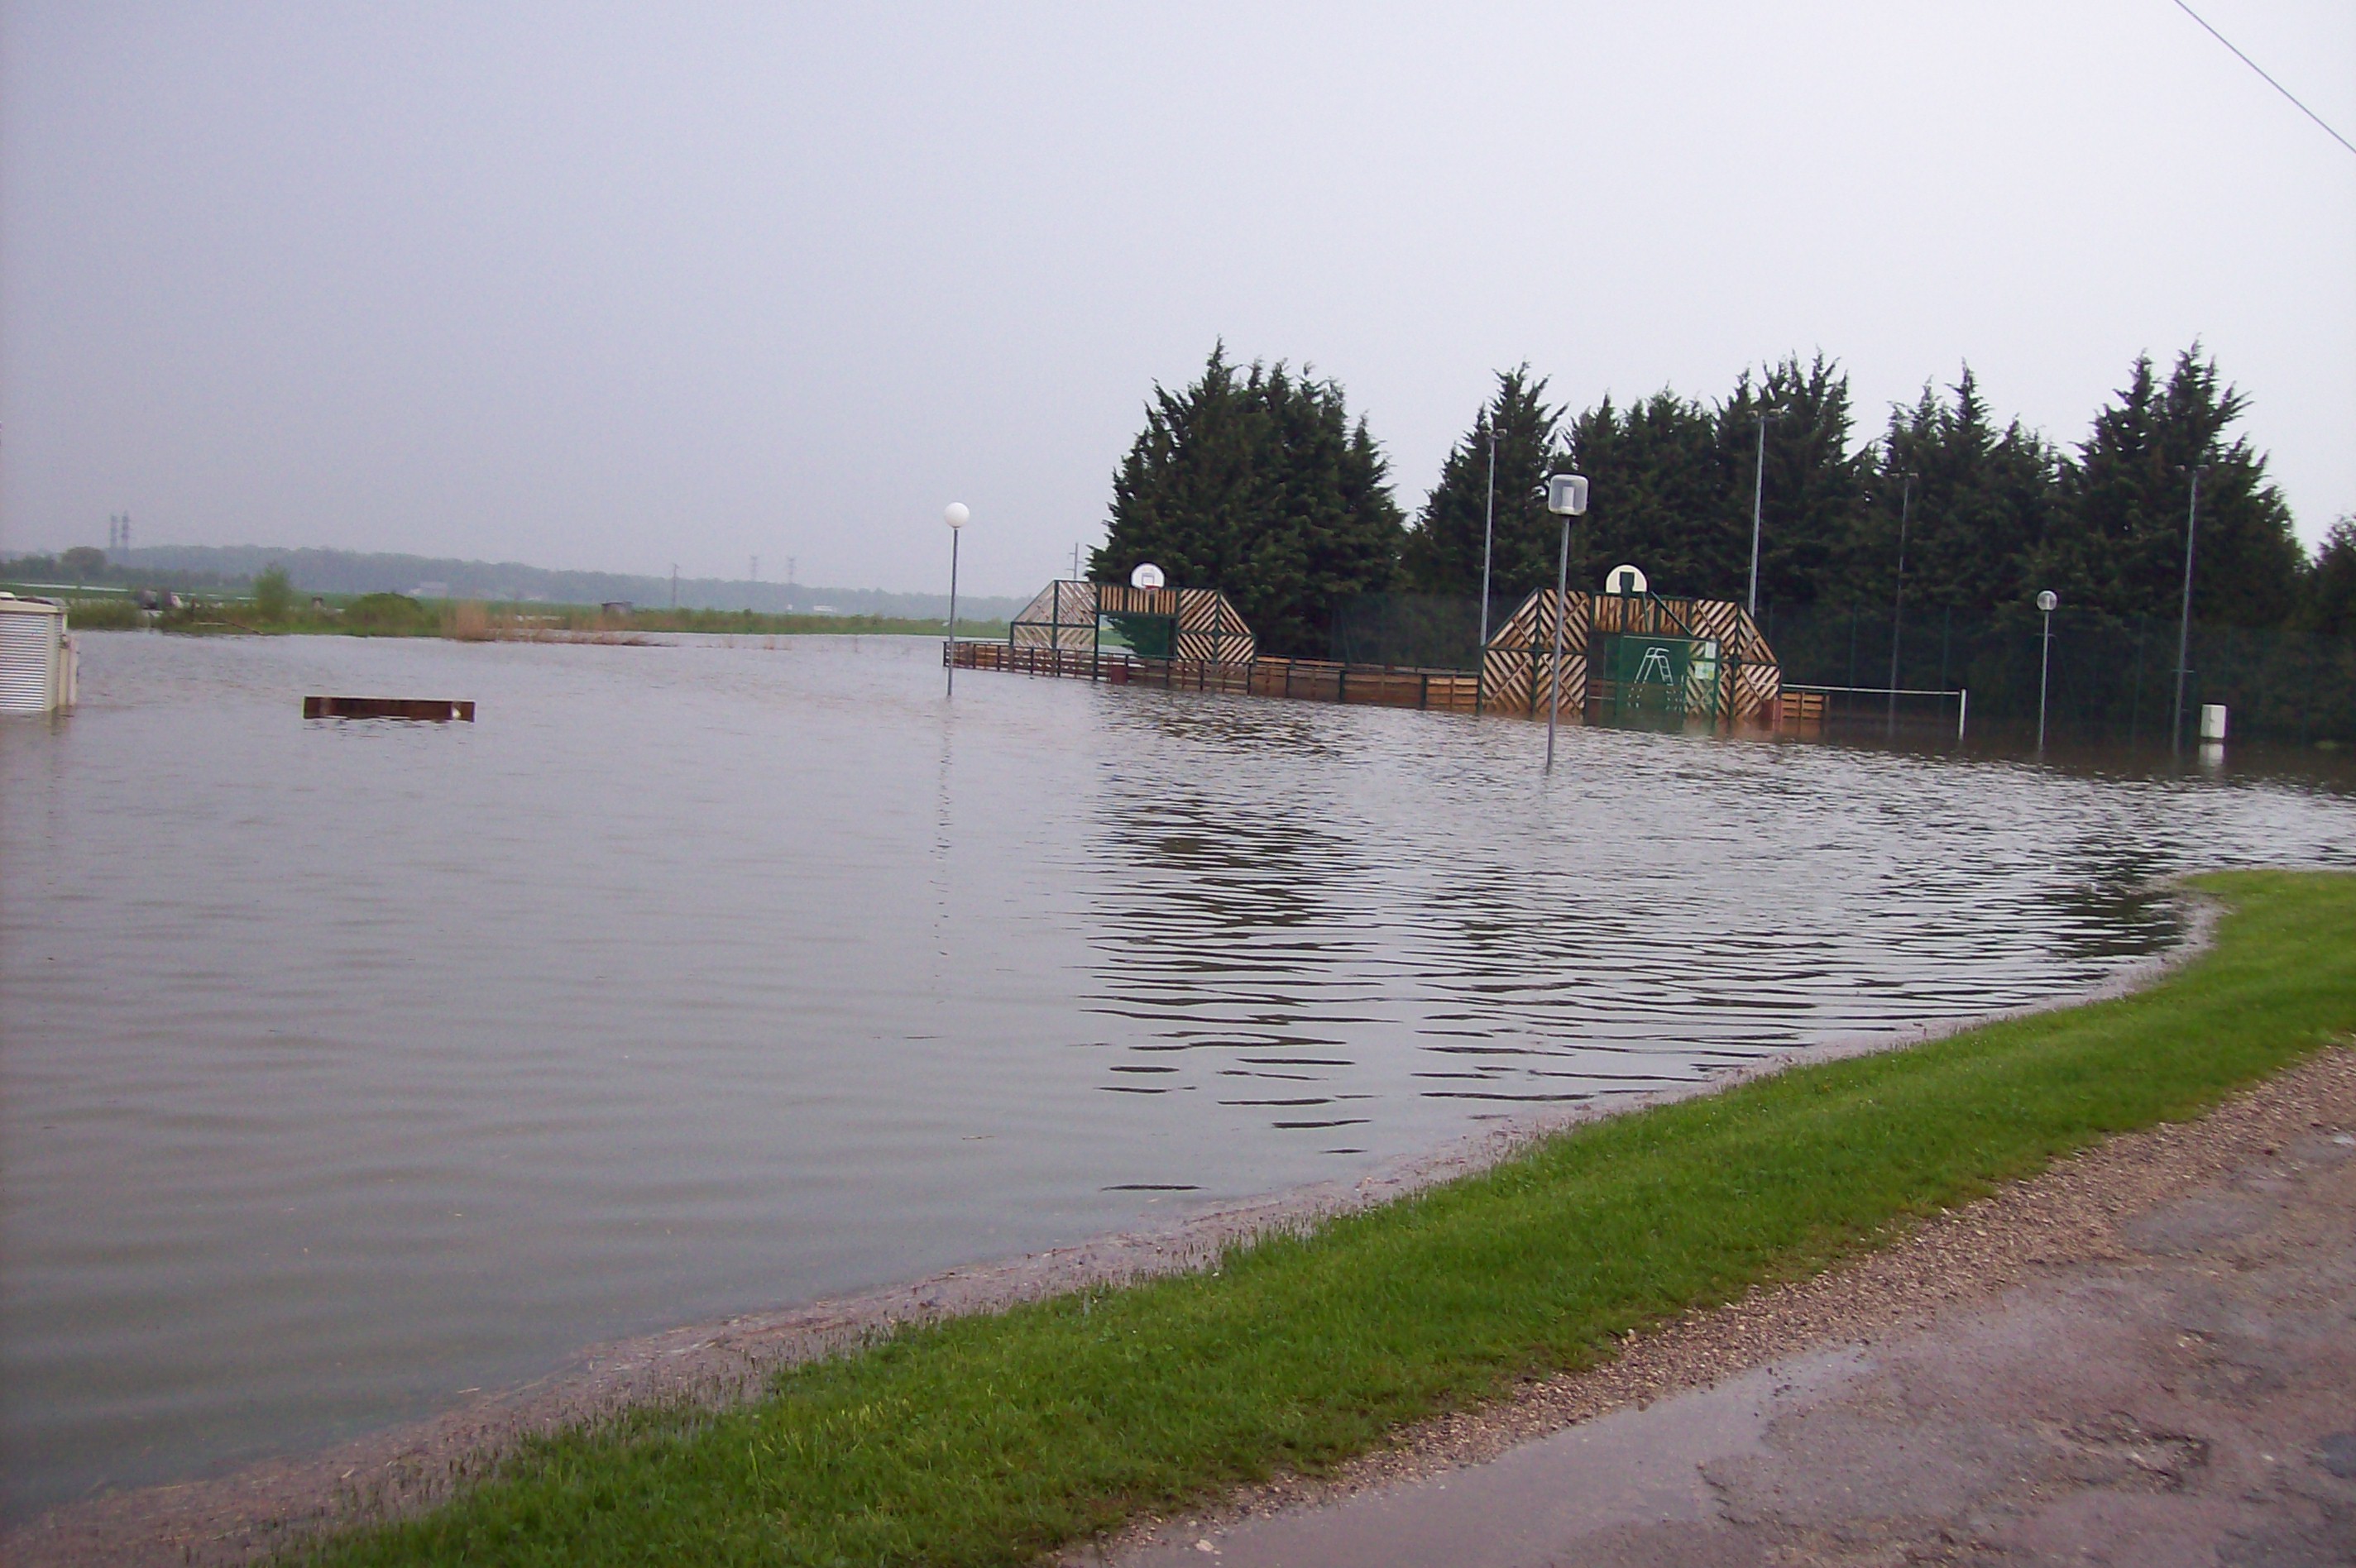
left=1095, top=344, right=2355, bottom=662
left=43, top=574, right=1006, bottom=642
left=0, top=543, right=1027, bottom=624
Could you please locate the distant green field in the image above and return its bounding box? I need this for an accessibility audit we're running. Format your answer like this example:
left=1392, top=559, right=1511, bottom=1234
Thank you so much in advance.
left=26, top=588, right=1003, bottom=642
left=293, top=870, right=2356, bottom=1568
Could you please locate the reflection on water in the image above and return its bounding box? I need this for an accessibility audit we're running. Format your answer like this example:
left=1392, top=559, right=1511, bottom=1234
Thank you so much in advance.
left=3, top=632, right=2352, bottom=1521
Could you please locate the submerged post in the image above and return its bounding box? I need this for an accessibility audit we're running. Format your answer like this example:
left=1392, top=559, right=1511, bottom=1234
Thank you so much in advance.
left=1544, top=473, right=1590, bottom=772
left=944, top=502, right=969, bottom=696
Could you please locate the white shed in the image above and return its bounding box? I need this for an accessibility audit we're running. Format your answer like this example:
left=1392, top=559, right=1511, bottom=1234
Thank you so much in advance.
left=0, top=595, right=79, bottom=714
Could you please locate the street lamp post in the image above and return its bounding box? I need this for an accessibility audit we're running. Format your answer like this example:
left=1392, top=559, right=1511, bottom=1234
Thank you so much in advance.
left=1544, top=473, right=1590, bottom=772
left=2171, top=465, right=2207, bottom=758
left=2036, top=590, right=2058, bottom=753
left=1885, top=472, right=1915, bottom=734
left=943, top=502, right=969, bottom=696
left=1477, top=420, right=1499, bottom=714
left=1745, top=409, right=1773, bottom=620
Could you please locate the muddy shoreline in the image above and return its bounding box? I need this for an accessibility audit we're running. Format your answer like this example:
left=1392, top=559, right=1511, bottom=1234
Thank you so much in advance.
left=3, top=894, right=2221, bottom=1568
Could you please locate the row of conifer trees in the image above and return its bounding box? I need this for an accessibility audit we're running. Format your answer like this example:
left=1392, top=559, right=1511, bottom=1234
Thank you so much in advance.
left=1093, top=343, right=2354, bottom=664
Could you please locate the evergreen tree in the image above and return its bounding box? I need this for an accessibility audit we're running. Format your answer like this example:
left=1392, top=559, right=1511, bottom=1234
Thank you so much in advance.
left=2304, top=518, right=2356, bottom=638
left=1717, top=354, right=1870, bottom=614
left=2058, top=347, right=2303, bottom=629
left=1093, top=346, right=1402, bottom=657
left=1533, top=356, right=1864, bottom=611
left=1866, top=368, right=2062, bottom=621
left=1566, top=389, right=1726, bottom=597
left=1401, top=367, right=1563, bottom=602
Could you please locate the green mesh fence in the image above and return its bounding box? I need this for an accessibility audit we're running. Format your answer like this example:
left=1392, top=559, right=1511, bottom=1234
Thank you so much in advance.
left=1328, top=593, right=1506, bottom=671
left=1757, top=602, right=2356, bottom=746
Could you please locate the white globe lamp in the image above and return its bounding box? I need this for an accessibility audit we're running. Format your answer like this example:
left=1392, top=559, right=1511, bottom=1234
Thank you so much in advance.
left=943, top=503, right=970, bottom=694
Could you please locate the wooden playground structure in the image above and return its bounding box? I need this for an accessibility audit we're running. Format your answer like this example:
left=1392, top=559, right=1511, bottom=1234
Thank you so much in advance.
left=951, top=578, right=1826, bottom=731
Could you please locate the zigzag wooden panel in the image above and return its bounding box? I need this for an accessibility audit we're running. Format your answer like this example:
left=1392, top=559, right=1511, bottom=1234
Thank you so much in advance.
left=1482, top=588, right=1785, bottom=724
left=1175, top=586, right=1255, bottom=663
left=1010, top=581, right=1257, bottom=662
left=1729, top=662, right=1780, bottom=723
left=1008, top=580, right=1097, bottom=652
left=1482, top=590, right=1589, bottom=715
left=1006, top=583, right=1059, bottom=649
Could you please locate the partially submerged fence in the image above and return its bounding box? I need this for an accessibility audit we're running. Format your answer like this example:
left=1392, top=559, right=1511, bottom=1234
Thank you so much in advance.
left=951, top=641, right=1482, bottom=713
left=960, top=577, right=1801, bottom=729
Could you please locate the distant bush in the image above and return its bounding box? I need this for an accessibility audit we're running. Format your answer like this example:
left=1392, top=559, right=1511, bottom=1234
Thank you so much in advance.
left=251, top=565, right=294, bottom=622
left=346, top=592, right=433, bottom=634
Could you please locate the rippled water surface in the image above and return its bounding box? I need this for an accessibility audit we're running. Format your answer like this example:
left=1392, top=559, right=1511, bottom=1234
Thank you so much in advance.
left=5, top=632, right=2354, bottom=1518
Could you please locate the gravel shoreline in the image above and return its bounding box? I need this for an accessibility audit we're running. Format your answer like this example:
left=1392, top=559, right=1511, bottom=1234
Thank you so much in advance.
left=2, top=897, right=2224, bottom=1568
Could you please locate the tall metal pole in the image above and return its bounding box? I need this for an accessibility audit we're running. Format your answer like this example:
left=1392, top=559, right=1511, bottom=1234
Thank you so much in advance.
left=1544, top=511, right=1570, bottom=772
left=1884, top=472, right=1913, bottom=733
left=1745, top=411, right=1769, bottom=619
left=945, top=527, right=960, bottom=697
left=2171, top=466, right=2205, bottom=758
left=1478, top=423, right=1499, bottom=657
left=2038, top=605, right=2053, bottom=752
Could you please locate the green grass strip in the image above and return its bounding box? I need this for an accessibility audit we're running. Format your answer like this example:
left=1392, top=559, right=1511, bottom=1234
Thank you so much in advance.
left=300, top=869, right=2356, bottom=1567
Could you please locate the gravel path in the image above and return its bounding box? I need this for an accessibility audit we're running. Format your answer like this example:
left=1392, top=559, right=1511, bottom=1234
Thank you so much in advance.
left=1096, top=1044, right=2356, bottom=1567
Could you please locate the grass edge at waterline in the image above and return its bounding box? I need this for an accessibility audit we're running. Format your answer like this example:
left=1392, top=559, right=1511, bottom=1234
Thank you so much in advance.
left=296, top=870, right=2356, bottom=1568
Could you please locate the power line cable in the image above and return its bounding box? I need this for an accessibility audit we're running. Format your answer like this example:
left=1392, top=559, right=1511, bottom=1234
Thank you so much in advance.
left=2167, top=0, right=2356, bottom=160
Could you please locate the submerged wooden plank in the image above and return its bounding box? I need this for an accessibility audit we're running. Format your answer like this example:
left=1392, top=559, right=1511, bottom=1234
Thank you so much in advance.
left=304, top=696, right=476, bottom=721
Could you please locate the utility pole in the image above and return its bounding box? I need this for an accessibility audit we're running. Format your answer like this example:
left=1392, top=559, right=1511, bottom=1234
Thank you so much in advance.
left=671, top=563, right=678, bottom=610
left=2172, top=464, right=2208, bottom=758
left=1071, top=543, right=1082, bottom=581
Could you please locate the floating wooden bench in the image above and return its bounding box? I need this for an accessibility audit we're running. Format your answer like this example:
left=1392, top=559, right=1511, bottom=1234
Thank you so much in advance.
left=303, top=696, right=476, bottom=721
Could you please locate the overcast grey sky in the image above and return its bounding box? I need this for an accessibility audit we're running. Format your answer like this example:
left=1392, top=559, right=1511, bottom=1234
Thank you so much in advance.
left=3, top=2, right=2350, bottom=597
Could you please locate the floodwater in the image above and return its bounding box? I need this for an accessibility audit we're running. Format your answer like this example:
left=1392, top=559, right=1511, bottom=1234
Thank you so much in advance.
left=3, top=632, right=2352, bottom=1522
